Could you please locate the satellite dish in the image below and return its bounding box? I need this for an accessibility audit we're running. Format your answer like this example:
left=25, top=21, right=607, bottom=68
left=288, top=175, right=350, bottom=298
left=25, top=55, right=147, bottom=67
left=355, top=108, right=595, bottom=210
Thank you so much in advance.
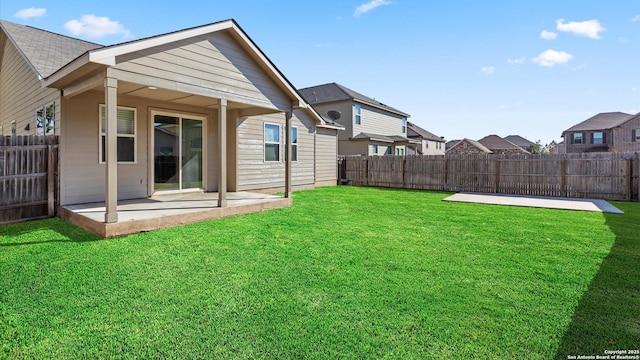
left=327, top=110, right=341, bottom=121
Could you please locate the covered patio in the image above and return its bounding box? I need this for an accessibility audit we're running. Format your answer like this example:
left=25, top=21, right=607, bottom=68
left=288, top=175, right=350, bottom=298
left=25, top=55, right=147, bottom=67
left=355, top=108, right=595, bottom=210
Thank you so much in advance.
left=59, top=191, right=292, bottom=238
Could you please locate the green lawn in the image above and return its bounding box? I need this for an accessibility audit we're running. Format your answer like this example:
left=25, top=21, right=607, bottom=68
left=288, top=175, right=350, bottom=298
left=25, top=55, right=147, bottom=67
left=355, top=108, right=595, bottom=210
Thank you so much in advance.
left=1, top=186, right=638, bottom=359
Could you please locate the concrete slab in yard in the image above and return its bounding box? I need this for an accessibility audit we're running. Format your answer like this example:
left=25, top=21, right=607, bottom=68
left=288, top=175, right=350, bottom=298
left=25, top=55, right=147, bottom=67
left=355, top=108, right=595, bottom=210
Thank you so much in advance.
left=443, top=192, right=624, bottom=214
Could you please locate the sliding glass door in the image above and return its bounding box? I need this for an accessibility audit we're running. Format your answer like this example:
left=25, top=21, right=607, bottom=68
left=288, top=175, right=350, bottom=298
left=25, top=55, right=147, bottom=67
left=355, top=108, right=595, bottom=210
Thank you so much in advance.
left=153, top=113, right=203, bottom=192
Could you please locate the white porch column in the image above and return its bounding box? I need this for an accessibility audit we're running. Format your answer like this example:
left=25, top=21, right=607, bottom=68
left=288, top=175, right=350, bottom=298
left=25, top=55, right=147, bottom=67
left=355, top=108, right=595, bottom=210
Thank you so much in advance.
left=104, top=77, right=118, bottom=223
left=218, top=99, right=227, bottom=208
left=285, top=110, right=292, bottom=198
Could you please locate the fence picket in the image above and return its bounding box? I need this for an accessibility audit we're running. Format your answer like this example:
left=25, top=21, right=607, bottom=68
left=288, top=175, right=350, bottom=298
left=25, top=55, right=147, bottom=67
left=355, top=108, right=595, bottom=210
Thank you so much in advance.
left=338, top=152, right=639, bottom=201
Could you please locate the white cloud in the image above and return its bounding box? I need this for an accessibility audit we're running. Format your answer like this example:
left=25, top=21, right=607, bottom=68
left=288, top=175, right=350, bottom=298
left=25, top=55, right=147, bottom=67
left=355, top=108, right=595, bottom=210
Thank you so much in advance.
left=532, top=49, right=573, bottom=67
left=354, top=0, right=392, bottom=17
left=14, top=7, right=46, bottom=20
left=556, top=19, right=605, bottom=39
left=507, top=57, right=526, bottom=64
left=481, top=66, right=495, bottom=75
left=540, top=30, right=558, bottom=40
left=632, top=15, right=640, bottom=22
left=64, top=15, right=131, bottom=39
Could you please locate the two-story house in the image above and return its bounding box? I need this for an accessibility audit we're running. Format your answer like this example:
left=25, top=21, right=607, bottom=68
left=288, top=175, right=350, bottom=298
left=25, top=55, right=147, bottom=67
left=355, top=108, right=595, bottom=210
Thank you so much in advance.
left=406, top=121, right=446, bottom=155
left=299, top=83, right=419, bottom=156
left=561, top=112, right=640, bottom=153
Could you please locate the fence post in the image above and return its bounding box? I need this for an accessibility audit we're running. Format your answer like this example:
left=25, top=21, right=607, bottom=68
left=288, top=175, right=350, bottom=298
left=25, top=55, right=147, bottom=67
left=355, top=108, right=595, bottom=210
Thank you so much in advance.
left=627, top=158, right=632, bottom=201
left=365, top=156, right=369, bottom=187
left=47, top=144, right=55, bottom=217
left=402, top=157, right=407, bottom=189
left=494, top=159, right=500, bottom=194
left=443, top=157, right=449, bottom=192
left=561, top=158, right=567, bottom=197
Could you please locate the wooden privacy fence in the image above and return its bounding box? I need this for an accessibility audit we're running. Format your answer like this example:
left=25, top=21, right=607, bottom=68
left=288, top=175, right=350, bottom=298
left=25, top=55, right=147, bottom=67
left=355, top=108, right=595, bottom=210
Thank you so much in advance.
left=0, top=136, right=59, bottom=224
left=339, top=153, right=640, bottom=201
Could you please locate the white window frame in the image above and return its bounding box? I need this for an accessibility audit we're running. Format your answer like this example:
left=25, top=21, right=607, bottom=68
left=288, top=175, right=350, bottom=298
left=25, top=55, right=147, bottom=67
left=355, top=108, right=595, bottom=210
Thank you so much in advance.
left=401, top=117, right=407, bottom=134
left=290, top=126, right=298, bottom=162
left=592, top=132, right=604, bottom=144
left=99, top=104, right=137, bottom=164
left=572, top=133, right=583, bottom=144
left=264, top=122, right=281, bottom=162
left=635, top=129, right=640, bottom=142
left=373, top=144, right=378, bottom=154
left=11, top=121, right=16, bottom=136
left=354, top=104, right=361, bottom=125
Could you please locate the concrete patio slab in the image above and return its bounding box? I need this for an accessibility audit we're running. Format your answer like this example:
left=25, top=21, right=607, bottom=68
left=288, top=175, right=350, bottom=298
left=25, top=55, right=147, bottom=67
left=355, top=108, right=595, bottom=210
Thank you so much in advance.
left=59, top=191, right=292, bottom=238
left=443, top=192, right=624, bottom=214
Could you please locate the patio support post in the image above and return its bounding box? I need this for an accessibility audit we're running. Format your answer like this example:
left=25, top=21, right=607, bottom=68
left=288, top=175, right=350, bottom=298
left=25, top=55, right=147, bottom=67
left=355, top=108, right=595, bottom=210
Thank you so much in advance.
left=285, top=110, right=292, bottom=198
left=218, top=99, right=227, bottom=208
left=104, top=77, right=118, bottom=223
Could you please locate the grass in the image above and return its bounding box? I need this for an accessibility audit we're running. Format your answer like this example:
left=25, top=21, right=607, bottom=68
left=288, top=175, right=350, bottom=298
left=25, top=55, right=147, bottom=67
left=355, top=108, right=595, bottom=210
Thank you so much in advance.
left=1, top=186, right=638, bottom=359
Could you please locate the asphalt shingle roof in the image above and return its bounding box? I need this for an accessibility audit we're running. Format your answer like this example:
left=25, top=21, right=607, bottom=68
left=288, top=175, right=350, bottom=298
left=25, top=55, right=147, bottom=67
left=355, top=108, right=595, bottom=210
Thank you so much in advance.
left=563, top=112, right=635, bottom=133
left=448, top=138, right=492, bottom=153
left=504, top=135, right=535, bottom=149
left=0, top=20, right=102, bottom=78
left=478, top=134, right=525, bottom=151
left=407, top=121, right=444, bottom=142
left=298, top=83, right=409, bottom=117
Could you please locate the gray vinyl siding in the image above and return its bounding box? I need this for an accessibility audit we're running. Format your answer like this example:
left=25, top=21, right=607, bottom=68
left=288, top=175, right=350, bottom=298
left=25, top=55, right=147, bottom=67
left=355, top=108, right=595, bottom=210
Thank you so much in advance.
left=235, top=109, right=316, bottom=191
left=355, top=103, right=405, bottom=137
left=308, top=101, right=353, bottom=139
left=0, top=35, right=59, bottom=135
left=315, top=127, right=338, bottom=182
left=114, top=31, right=291, bottom=111
left=338, top=140, right=368, bottom=156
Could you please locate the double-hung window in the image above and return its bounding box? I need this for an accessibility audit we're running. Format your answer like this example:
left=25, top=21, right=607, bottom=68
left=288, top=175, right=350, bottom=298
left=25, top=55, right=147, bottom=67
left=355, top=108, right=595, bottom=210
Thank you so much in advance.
left=100, top=105, right=136, bottom=163
left=290, top=127, right=298, bottom=162
left=402, top=117, right=407, bottom=134
left=264, top=123, right=280, bottom=161
left=592, top=132, right=605, bottom=144
left=572, top=133, right=583, bottom=144
left=354, top=104, right=361, bottom=125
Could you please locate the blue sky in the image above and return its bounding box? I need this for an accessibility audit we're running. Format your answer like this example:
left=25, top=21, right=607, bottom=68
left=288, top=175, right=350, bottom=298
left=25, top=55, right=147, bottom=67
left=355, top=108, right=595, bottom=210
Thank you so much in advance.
left=2, top=0, right=639, bottom=144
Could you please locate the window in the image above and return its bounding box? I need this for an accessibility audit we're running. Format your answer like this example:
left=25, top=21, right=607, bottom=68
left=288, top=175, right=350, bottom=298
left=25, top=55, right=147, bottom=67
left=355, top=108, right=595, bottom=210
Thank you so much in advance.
left=11, top=121, right=16, bottom=136
left=572, top=133, right=583, bottom=144
left=592, top=132, right=605, bottom=144
left=264, top=123, right=280, bottom=161
left=425, top=140, right=429, bottom=149
left=373, top=144, right=378, bottom=154
left=634, top=129, right=640, bottom=142
left=395, top=147, right=404, bottom=156
left=436, top=142, right=442, bottom=150
left=100, top=105, right=136, bottom=163
left=402, top=117, right=407, bottom=134
left=385, top=146, right=392, bottom=155
left=36, top=103, right=55, bottom=136
left=354, top=104, right=361, bottom=125
left=288, top=126, right=298, bottom=162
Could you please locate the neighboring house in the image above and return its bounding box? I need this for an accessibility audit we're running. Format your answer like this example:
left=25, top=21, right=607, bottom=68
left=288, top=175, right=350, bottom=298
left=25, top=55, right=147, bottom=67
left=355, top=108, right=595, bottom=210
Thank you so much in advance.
left=298, top=83, right=419, bottom=156
left=406, top=121, right=445, bottom=155
left=0, top=20, right=342, bottom=224
left=561, top=112, right=640, bottom=153
left=446, top=140, right=460, bottom=151
left=477, top=135, right=529, bottom=155
left=504, top=135, right=535, bottom=152
left=446, top=138, right=492, bottom=155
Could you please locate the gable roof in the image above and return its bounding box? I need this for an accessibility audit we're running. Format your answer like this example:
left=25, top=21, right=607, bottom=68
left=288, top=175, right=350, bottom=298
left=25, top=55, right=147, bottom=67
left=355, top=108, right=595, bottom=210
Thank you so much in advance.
left=447, top=138, right=492, bottom=153
left=298, top=83, right=410, bottom=117
left=0, top=20, right=102, bottom=78
left=478, top=134, right=526, bottom=152
left=504, top=135, right=535, bottom=149
left=562, top=112, right=635, bottom=135
left=406, top=121, right=444, bottom=142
